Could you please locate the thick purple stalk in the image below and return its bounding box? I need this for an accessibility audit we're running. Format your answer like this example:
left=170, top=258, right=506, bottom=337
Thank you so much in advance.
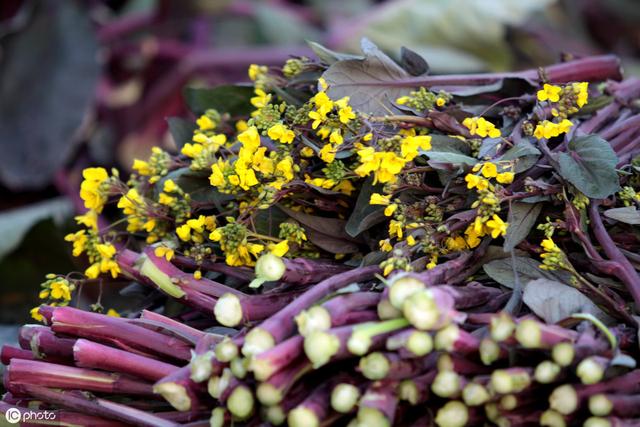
left=589, top=202, right=640, bottom=310
left=118, top=249, right=218, bottom=315
left=154, top=366, right=204, bottom=412
left=19, top=325, right=75, bottom=361
left=243, top=265, right=380, bottom=355
left=17, top=385, right=178, bottom=427
left=134, top=310, right=206, bottom=343
left=213, top=290, right=304, bottom=328
left=296, top=292, right=381, bottom=335
left=358, top=381, right=399, bottom=426
left=1, top=346, right=34, bottom=365
left=439, top=283, right=504, bottom=310
left=73, top=339, right=179, bottom=382
left=51, top=306, right=192, bottom=362
left=281, top=258, right=352, bottom=285
left=256, top=355, right=312, bottom=406
left=250, top=335, right=304, bottom=381
left=5, top=359, right=153, bottom=396
left=412, top=252, right=472, bottom=285
left=172, top=255, right=253, bottom=282
left=592, top=394, right=640, bottom=417
left=359, top=352, right=437, bottom=381
left=322, top=292, right=381, bottom=319
left=287, top=380, right=336, bottom=427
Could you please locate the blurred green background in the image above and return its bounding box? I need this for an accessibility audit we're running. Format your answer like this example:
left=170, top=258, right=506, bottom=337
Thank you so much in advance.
left=0, top=0, right=639, bottom=326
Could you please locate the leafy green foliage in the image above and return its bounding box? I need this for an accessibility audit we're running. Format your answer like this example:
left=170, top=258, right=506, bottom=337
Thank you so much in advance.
left=167, top=117, right=197, bottom=150
left=183, top=85, right=255, bottom=116
left=503, top=202, right=542, bottom=252
left=345, top=178, right=385, bottom=237
left=322, top=38, right=412, bottom=115
left=556, top=135, right=621, bottom=199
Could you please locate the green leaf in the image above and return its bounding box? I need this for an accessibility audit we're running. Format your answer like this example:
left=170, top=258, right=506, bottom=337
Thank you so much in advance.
left=253, top=206, right=289, bottom=237
left=305, top=229, right=360, bottom=254
left=278, top=205, right=355, bottom=242
left=503, top=202, right=543, bottom=252
left=0, top=0, right=99, bottom=190
left=499, top=141, right=541, bottom=173
left=426, top=151, right=478, bottom=167
left=307, top=41, right=362, bottom=65
left=322, top=38, right=412, bottom=115
left=483, top=256, right=571, bottom=289
left=183, top=85, right=254, bottom=116
left=399, top=46, right=429, bottom=76
left=523, top=278, right=610, bottom=324
left=166, top=117, right=196, bottom=150
left=428, top=135, right=472, bottom=155
left=345, top=178, right=386, bottom=237
left=603, top=206, right=640, bottom=225
left=0, top=198, right=73, bottom=262
left=556, top=135, right=621, bottom=199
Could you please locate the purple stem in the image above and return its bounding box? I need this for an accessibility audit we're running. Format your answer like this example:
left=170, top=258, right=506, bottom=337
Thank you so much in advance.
left=50, top=306, right=192, bottom=362
left=73, top=339, right=179, bottom=382
left=17, top=385, right=178, bottom=427
left=5, top=359, right=153, bottom=396
left=589, top=202, right=640, bottom=310
left=248, top=265, right=380, bottom=349
left=1, top=346, right=34, bottom=365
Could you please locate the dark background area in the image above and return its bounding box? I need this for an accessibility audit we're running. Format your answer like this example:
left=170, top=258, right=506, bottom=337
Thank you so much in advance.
left=0, top=0, right=639, bottom=325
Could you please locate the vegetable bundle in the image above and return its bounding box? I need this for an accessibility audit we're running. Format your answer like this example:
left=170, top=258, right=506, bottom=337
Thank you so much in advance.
left=4, top=40, right=640, bottom=426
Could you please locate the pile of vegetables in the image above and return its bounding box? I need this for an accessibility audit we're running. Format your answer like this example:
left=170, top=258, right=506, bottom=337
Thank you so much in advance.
left=3, top=40, right=640, bottom=426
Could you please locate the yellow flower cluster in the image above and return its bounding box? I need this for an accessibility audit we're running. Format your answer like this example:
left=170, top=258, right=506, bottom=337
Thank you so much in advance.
left=540, top=237, right=567, bottom=270
left=463, top=161, right=511, bottom=248
left=462, top=117, right=501, bottom=138
left=355, top=135, right=431, bottom=184
left=176, top=215, right=217, bottom=244
left=80, top=167, right=110, bottom=213
left=533, top=119, right=573, bottom=140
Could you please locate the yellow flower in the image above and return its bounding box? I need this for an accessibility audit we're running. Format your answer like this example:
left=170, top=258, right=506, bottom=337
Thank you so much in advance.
left=333, top=180, right=355, bottom=196
left=311, top=91, right=334, bottom=116
left=463, top=117, right=501, bottom=138
left=251, top=88, right=271, bottom=108
left=406, top=235, right=416, bottom=246
left=389, top=220, right=403, bottom=239
left=486, top=214, right=508, bottom=238
left=236, top=120, right=249, bottom=132
left=573, top=82, right=589, bottom=108
left=300, top=146, right=314, bottom=158
left=163, top=179, right=178, bottom=193
left=31, top=306, right=43, bottom=322
left=209, top=160, right=227, bottom=187
left=85, top=263, right=101, bottom=279
left=363, top=133, right=373, bottom=141
left=181, top=143, right=204, bottom=158
left=65, top=230, right=88, bottom=257
left=436, top=97, right=446, bottom=107
left=533, top=120, right=573, bottom=140
left=268, top=123, right=295, bottom=144
left=275, top=157, right=295, bottom=182
left=400, top=135, right=432, bottom=161
left=464, top=226, right=481, bottom=248
left=132, top=159, right=151, bottom=176
left=379, top=239, right=393, bottom=252
left=176, top=224, right=191, bottom=242
left=196, top=115, right=216, bottom=131
left=155, top=246, right=174, bottom=261
left=480, top=162, right=498, bottom=178
left=465, top=174, right=488, bottom=190
left=107, top=309, right=120, bottom=317
left=427, top=255, right=438, bottom=270
left=384, top=204, right=398, bottom=217
left=158, top=193, right=175, bottom=206
left=270, top=240, right=289, bottom=257
left=335, top=97, right=356, bottom=124
left=308, top=110, right=325, bottom=129
left=96, top=243, right=116, bottom=260
left=80, top=167, right=109, bottom=213
left=541, top=238, right=558, bottom=252
left=193, top=270, right=202, bottom=280
left=238, top=126, right=261, bottom=151
left=248, top=64, right=267, bottom=81
left=319, top=144, right=337, bottom=163
left=496, top=172, right=514, bottom=184
left=537, top=84, right=562, bottom=103
left=446, top=236, right=467, bottom=251
left=75, top=210, right=98, bottom=231
left=369, top=193, right=391, bottom=205
left=50, top=280, right=71, bottom=301
left=329, top=130, right=343, bottom=145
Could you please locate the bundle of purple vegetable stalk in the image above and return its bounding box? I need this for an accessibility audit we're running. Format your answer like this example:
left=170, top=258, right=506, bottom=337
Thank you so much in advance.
left=4, top=39, right=640, bottom=426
